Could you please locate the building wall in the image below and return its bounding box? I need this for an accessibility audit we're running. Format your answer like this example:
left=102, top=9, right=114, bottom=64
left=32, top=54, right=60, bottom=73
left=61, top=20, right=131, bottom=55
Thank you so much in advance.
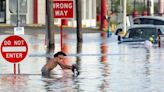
left=38, top=0, right=45, bottom=24
left=27, top=0, right=33, bottom=24
left=5, top=0, right=96, bottom=27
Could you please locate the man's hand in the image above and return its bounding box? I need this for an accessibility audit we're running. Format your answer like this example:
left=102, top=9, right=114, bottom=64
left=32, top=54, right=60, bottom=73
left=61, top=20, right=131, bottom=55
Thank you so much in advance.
left=72, top=64, right=80, bottom=76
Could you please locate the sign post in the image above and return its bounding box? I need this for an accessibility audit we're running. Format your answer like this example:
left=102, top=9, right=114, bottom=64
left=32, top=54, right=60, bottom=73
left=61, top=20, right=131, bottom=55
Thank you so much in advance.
left=0, top=35, right=28, bottom=74
left=53, top=0, right=74, bottom=50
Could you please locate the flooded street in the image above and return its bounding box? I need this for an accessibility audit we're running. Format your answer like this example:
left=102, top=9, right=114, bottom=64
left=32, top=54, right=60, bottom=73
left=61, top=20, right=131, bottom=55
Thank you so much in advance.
left=1, top=30, right=164, bottom=92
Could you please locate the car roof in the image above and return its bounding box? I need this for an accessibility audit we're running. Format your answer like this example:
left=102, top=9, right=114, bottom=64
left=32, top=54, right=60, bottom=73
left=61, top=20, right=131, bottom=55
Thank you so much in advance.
left=133, top=16, right=164, bottom=21
left=128, top=25, right=159, bottom=29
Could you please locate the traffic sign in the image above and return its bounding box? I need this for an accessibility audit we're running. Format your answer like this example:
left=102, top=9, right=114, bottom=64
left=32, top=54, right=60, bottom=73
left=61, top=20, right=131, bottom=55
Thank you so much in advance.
left=53, top=0, right=74, bottom=18
left=14, top=27, right=24, bottom=35
left=0, top=35, right=28, bottom=63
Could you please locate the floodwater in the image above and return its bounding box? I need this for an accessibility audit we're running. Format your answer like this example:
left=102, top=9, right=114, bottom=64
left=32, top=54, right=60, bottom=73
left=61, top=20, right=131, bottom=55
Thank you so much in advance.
left=1, top=31, right=164, bottom=92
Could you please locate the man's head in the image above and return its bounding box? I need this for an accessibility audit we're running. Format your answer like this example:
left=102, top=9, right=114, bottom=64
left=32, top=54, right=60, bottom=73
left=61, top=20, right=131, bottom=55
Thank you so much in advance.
left=54, top=51, right=67, bottom=57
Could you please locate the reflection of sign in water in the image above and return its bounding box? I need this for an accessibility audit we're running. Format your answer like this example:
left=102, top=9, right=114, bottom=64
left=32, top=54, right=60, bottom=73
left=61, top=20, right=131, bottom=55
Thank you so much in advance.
left=1, top=35, right=28, bottom=63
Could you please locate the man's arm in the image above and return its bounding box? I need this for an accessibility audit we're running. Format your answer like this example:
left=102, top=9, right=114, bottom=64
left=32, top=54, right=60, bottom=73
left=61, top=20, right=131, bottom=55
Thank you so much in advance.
left=57, top=61, right=72, bottom=69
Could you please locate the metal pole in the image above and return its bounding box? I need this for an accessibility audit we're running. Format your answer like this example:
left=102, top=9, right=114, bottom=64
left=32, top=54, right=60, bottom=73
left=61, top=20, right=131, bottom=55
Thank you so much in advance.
left=14, top=63, right=16, bottom=75
left=60, top=22, right=63, bottom=50
left=46, top=0, right=55, bottom=52
left=17, top=0, right=20, bottom=27
left=76, top=0, right=83, bottom=42
left=17, top=0, right=20, bottom=74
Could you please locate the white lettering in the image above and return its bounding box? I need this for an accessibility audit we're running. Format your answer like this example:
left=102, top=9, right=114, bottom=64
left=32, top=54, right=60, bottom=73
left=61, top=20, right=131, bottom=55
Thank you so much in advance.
left=55, top=10, right=68, bottom=16
left=4, top=40, right=11, bottom=46
left=6, top=53, right=22, bottom=58
left=64, top=11, right=68, bottom=16
left=54, top=3, right=72, bottom=9
left=14, top=40, right=24, bottom=45
left=54, top=3, right=60, bottom=8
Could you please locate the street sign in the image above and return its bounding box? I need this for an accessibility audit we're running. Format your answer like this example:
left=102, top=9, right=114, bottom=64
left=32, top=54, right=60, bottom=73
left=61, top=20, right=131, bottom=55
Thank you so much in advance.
left=0, top=35, right=28, bottom=63
left=53, top=0, right=74, bottom=18
left=14, top=27, right=24, bottom=35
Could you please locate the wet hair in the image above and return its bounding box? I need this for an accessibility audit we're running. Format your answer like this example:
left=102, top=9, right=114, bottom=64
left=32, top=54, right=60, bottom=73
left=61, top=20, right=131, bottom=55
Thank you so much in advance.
left=54, top=51, right=67, bottom=57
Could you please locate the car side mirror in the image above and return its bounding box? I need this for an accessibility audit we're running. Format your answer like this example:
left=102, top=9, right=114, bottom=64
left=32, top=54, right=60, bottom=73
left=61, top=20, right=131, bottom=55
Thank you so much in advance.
left=118, top=35, right=121, bottom=41
left=115, top=29, right=123, bottom=35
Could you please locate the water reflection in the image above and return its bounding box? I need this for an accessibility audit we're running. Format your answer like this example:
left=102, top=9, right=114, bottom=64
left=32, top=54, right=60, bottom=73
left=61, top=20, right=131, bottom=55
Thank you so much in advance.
left=0, top=75, right=28, bottom=92
left=99, top=32, right=110, bottom=92
left=42, top=73, right=77, bottom=92
left=100, top=32, right=108, bottom=63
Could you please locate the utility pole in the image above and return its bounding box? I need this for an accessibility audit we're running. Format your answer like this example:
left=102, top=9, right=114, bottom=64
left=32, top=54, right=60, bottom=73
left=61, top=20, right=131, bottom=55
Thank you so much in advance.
left=76, top=0, right=83, bottom=42
left=17, top=0, right=20, bottom=27
left=46, top=0, right=55, bottom=52
left=101, top=0, right=108, bottom=31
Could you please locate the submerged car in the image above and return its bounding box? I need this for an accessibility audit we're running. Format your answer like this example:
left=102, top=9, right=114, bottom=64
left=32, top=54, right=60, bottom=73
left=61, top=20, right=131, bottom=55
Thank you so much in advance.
left=118, top=25, right=163, bottom=44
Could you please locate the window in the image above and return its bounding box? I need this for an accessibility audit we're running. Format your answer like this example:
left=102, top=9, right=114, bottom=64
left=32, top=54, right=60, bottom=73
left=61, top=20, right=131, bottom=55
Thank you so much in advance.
left=133, top=19, right=141, bottom=24
left=9, top=0, right=27, bottom=26
left=9, top=0, right=27, bottom=14
left=0, top=0, right=6, bottom=23
left=127, top=28, right=157, bottom=40
left=134, top=17, right=164, bottom=25
left=140, top=18, right=154, bottom=24
left=154, top=20, right=164, bottom=25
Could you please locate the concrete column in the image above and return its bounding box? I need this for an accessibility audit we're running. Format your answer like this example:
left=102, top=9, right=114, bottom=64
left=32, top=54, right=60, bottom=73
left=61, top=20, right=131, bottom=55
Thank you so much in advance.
left=150, top=0, right=154, bottom=16
left=123, top=0, right=127, bottom=33
left=101, top=0, right=108, bottom=31
left=38, top=0, right=45, bottom=24
left=6, top=0, right=10, bottom=24
left=33, top=0, right=38, bottom=24
left=159, top=0, right=164, bottom=16
left=147, top=0, right=154, bottom=16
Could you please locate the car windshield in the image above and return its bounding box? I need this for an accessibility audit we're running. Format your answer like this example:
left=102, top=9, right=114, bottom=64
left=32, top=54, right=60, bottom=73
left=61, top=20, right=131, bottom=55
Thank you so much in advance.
left=125, top=28, right=157, bottom=39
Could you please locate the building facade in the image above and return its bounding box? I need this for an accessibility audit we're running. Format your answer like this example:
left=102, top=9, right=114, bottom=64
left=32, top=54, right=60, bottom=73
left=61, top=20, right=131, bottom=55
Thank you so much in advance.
left=0, top=0, right=96, bottom=27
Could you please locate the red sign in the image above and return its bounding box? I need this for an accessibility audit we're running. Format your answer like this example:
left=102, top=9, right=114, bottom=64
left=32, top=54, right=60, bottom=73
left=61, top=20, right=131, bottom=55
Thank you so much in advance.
left=1, top=35, right=28, bottom=63
left=53, top=0, right=73, bottom=18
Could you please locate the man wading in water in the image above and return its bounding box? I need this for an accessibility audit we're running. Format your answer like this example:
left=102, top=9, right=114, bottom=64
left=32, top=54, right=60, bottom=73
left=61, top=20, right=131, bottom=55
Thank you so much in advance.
left=41, top=51, right=79, bottom=77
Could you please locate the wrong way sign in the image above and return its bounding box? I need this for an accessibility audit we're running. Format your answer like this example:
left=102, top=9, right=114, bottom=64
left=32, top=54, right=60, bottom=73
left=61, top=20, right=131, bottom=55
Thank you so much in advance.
left=0, top=35, right=28, bottom=63
left=53, top=0, right=74, bottom=18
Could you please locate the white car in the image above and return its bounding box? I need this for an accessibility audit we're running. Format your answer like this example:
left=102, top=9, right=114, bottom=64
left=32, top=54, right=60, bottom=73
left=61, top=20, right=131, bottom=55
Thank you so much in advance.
left=115, top=16, right=164, bottom=36
left=118, top=25, right=163, bottom=44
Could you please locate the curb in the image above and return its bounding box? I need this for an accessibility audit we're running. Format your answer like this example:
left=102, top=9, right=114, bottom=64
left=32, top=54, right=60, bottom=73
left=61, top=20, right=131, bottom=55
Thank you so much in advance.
left=0, top=24, right=101, bottom=31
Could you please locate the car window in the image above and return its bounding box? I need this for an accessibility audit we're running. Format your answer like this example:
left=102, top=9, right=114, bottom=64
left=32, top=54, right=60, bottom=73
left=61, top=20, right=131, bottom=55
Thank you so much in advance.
left=126, top=28, right=157, bottom=39
left=141, top=18, right=154, bottom=24
left=154, top=20, right=164, bottom=25
left=142, top=28, right=157, bottom=39
left=134, top=19, right=141, bottom=24
left=134, top=17, right=164, bottom=25
left=128, top=28, right=142, bottom=38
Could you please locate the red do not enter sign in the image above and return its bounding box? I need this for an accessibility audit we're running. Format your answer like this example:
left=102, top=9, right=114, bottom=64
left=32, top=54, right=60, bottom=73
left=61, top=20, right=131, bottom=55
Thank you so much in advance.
left=1, top=35, right=28, bottom=63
